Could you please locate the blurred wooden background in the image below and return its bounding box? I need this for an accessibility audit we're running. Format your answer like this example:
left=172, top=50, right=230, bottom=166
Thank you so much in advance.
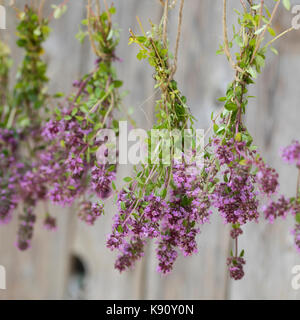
left=0, top=0, right=300, bottom=299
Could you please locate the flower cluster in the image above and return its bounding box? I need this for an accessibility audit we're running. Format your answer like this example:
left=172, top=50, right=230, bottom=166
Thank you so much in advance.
left=263, top=140, right=300, bottom=254
left=16, top=206, right=36, bottom=251
left=0, top=129, right=19, bottom=224
left=78, top=200, right=104, bottom=226
left=227, top=256, right=246, bottom=281
left=204, top=136, right=279, bottom=279
left=292, top=223, right=300, bottom=253
left=108, top=171, right=210, bottom=275
left=262, top=196, right=291, bottom=223
left=43, top=215, right=57, bottom=231
left=282, top=141, right=300, bottom=168
left=210, top=140, right=259, bottom=225
left=91, top=165, right=116, bottom=200
left=107, top=191, right=168, bottom=271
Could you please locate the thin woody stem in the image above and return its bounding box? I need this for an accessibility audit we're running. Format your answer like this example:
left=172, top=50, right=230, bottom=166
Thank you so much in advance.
left=171, top=0, right=184, bottom=77
left=136, top=16, right=147, bottom=37
left=250, top=0, right=280, bottom=64
left=264, top=27, right=294, bottom=49
left=95, top=0, right=101, bottom=17
left=223, top=0, right=244, bottom=73
left=87, top=0, right=108, bottom=59
left=163, top=0, right=169, bottom=49
left=240, top=0, right=247, bottom=12
left=38, top=0, right=46, bottom=21
left=103, top=0, right=111, bottom=27
left=48, top=0, right=70, bottom=20
left=257, top=0, right=264, bottom=31
left=204, top=106, right=225, bottom=138
left=297, top=169, right=300, bottom=199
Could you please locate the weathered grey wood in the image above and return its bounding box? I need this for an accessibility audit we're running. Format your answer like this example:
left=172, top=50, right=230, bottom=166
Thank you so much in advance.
left=0, top=0, right=300, bottom=300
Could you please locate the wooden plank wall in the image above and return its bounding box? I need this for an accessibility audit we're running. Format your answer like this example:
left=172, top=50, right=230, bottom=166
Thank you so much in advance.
left=0, top=0, right=299, bottom=299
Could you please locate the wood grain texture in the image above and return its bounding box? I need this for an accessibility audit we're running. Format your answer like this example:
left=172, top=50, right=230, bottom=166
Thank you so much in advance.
left=0, top=0, right=299, bottom=299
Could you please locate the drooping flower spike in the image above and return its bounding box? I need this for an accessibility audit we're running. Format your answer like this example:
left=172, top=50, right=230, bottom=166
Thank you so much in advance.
left=263, top=140, right=300, bottom=253
left=39, top=1, right=123, bottom=225
left=106, top=0, right=209, bottom=274
left=0, top=4, right=58, bottom=250
left=202, top=0, right=294, bottom=279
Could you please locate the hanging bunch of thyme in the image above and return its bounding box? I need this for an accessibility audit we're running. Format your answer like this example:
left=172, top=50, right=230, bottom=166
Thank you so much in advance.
left=0, top=4, right=52, bottom=250
left=107, top=0, right=209, bottom=274
left=0, top=2, right=69, bottom=249
left=41, top=0, right=123, bottom=226
left=201, top=0, right=295, bottom=280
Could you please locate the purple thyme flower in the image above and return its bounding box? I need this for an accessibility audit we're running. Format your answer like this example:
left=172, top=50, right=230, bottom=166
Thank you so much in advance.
left=16, top=207, right=36, bottom=251
left=43, top=215, right=57, bottom=231
left=114, top=237, right=145, bottom=272
left=227, top=256, right=246, bottom=280
left=230, top=227, right=243, bottom=239
left=91, top=165, right=116, bottom=200
left=282, top=141, right=300, bottom=168
left=263, top=195, right=291, bottom=223
left=292, top=223, right=300, bottom=253
left=78, top=200, right=104, bottom=226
